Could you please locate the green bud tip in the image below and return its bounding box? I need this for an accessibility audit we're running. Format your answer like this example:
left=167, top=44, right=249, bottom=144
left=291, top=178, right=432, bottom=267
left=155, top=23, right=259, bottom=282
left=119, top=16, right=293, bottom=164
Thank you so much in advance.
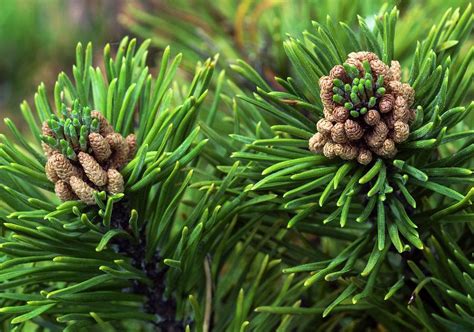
left=69, top=125, right=77, bottom=136
left=362, top=60, right=372, bottom=75
left=377, top=87, right=386, bottom=96
left=344, top=84, right=351, bottom=92
left=60, top=104, right=68, bottom=117
left=332, top=94, right=344, bottom=104
left=66, top=147, right=77, bottom=160
left=80, top=125, right=88, bottom=136
left=360, top=107, right=368, bottom=114
left=376, top=75, right=384, bottom=87
left=333, top=79, right=344, bottom=87
left=368, top=96, right=377, bottom=108
left=353, top=78, right=360, bottom=85
left=350, top=110, right=360, bottom=117
left=91, top=119, right=100, bottom=132
left=344, top=102, right=354, bottom=110
left=350, top=92, right=360, bottom=104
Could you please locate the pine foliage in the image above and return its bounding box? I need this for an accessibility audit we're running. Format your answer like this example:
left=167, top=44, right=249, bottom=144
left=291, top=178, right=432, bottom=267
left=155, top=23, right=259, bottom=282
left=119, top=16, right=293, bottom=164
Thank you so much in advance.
left=0, top=2, right=473, bottom=332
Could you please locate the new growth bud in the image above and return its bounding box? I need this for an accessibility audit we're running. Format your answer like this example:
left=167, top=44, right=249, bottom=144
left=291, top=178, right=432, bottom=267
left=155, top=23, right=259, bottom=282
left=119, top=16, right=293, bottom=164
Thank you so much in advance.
left=42, top=100, right=137, bottom=205
left=310, top=52, right=416, bottom=164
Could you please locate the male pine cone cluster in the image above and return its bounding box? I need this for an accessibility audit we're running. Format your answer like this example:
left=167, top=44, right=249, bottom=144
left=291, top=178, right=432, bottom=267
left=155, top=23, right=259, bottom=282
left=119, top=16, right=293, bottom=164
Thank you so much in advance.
left=43, top=110, right=136, bottom=205
left=309, top=52, right=415, bottom=165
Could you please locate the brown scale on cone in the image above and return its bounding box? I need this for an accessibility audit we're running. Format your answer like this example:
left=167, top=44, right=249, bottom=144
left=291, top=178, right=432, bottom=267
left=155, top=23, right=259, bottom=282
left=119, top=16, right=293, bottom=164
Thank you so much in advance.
left=107, top=169, right=124, bottom=195
left=309, top=52, right=415, bottom=165
left=42, top=109, right=137, bottom=205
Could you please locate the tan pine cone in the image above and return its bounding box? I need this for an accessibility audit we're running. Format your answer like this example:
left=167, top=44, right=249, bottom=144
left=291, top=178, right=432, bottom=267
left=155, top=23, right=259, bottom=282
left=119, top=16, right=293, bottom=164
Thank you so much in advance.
left=393, top=121, right=410, bottom=143
left=344, top=119, right=364, bottom=141
left=329, top=65, right=348, bottom=80
left=331, top=123, right=348, bottom=144
left=319, top=76, right=335, bottom=110
left=78, top=152, right=108, bottom=187
left=49, top=153, right=81, bottom=181
left=106, top=169, right=124, bottom=195
left=106, top=133, right=130, bottom=169
left=309, top=132, right=327, bottom=153
left=91, top=111, right=114, bottom=136
left=335, top=144, right=358, bottom=160
left=333, top=106, right=349, bottom=123
left=89, top=132, right=112, bottom=163
left=348, top=51, right=378, bottom=62
left=55, top=180, right=78, bottom=201
left=379, top=94, right=394, bottom=113
left=42, top=121, right=54, bottom=136
left=369, top=59, right=390, bottom=77
left=69, top=176, right=96, bottom=205
left=375, top=139, right=397, bottom=158
left=45, top=158, right=59, bottom=183
left=125, top=134, right=137, bottom=160
left=393, top=96, right=410, bottom=123
left=357, top=149, right=372, bottom=165
left=364, top=110, right=381, bottom=126
left=42, top=142, right=55, bottom=157
left=387, top=81, right=403, bottom=95
left=323, top=108, right=336, bottom=122
left=401, top=83, right=415, bottom=106
left=323, top=142, right=337, bottom=158
left=389, top=60, right=401, bottom=81
left=316, top=119, right=333, bottom=135
left=366, top=122, right=388, bottom=149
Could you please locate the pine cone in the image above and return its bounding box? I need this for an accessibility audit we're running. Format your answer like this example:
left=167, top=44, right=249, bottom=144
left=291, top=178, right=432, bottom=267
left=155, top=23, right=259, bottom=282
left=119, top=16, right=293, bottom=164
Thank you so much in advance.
left=329, top=65, right=348, bottom=81
left=126, top=134, right=137, bottom=160
left=369, top=59, right=389, bottom=77
left=89, top=132, right=112, bottom=163
left=393, top=121, right=410, bottom=143
left=319, top=76, right=335, bottom=110
left=364, top=110, right=381, bottom=126
left=379, top=94, right=394, bottom=113
left=50, top=153, right=81, bottom=181
left=344, top=119, right=364, bottom=141
left=42, top=105, right=136, bottom=205
left=310, top=52, right=416, bottom=164
left=78, top=152, right=108, bottom=187
left=331, top=123, right=348, bottom=144
left=309, top=132, right=327, bottom=153
left=316, top=119, right=333, bottom=135
left=357, top=149, right=372, bottom=165
left=55, top=180, right=78, bottom=201
left=107, top=169, right=124, bottom=195
left=107, top=133, right=130, bottom=169
left=333, top=106, right=349, bottom=123
left=69, top=176, right=96, bottom=205
left=42, top=121, right=54, bottom=137
left=45, top=158, right=60, bottom=183
left=390, top=60, right=401, bottom=81
left=92, top=111, right=114, bottom=136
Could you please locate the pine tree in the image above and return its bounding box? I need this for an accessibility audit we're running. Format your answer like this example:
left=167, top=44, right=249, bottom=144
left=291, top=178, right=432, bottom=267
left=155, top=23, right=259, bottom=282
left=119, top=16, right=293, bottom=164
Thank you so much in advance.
left=0, top=2, right=473, bottom=332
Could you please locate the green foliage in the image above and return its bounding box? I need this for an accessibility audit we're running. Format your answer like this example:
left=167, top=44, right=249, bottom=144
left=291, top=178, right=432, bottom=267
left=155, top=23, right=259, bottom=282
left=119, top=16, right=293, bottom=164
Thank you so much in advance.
left=0, top=2, right=473, bottom=332
left=198, top=3, right=473, bottom=328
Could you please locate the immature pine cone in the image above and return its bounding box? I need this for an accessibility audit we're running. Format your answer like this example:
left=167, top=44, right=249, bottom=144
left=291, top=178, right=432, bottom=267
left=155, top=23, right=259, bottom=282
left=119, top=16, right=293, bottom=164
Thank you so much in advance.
left=42, top=103, right=136, bottom=205
left=309, top=52, right=415, bottom=165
